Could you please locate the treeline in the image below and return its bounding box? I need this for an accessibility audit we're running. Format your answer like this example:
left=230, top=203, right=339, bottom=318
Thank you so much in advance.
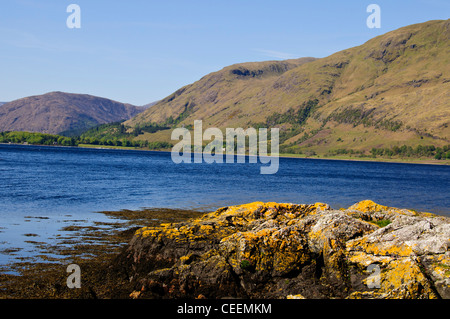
left=80, top=121, right=170, bottom=141
left=371, top=144, right=450, bottom=160
left=79, top=122, right=129, bottom=140
left=3, top=130, right=449, bottom=159
left=0, top=131, right=173, bottom=150
left=132, top=123, right=170, bottom=135
left=77, top=121, right=173, bottom=150
left=328, top=148, right=365, bottom=156
left=252, top=99, right=319, bottom=146
left=325, top=107, right=403, bottom=132
left=79, top=137, right=172, bottom=150
left=265, top=99, right=318, bottom=127
left=327, top=144, right=450, bottom=160
left=0, top=131, right=77, bottom=146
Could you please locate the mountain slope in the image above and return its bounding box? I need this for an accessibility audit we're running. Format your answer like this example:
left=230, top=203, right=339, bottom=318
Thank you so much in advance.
left=0, top=92, right=145, bottom=135
left=128, top=57, right=317, bottom=127
left=125, top=19, right=450, bottom=156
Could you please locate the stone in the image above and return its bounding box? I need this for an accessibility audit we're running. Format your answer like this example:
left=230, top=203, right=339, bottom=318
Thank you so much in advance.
left=118, top=200, right=450, bottom=299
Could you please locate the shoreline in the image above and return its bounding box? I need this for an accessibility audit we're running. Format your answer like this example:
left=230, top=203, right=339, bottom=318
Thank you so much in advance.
left=0, top=207, right=206, bottom=298
left=278, top=153, right=450, bottom=165
left=49, top=144, right=450, bottom=166
left=3, top=143, right=448, bottom=166
left=1, top=202, right=449, bottom=299
left=77, top=143, right=450, bottom=165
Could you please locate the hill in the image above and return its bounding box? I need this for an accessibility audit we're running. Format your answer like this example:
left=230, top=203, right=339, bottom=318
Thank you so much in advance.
left=122, top=20, right=449, bottom=159
left=0, top=92, right=145, bottom=136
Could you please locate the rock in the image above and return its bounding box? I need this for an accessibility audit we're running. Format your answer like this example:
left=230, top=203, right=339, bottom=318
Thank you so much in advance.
left=287, top=294, right=305, bottom=299
left=129, top=290, right=141, bottom=299
left=118, top=200, right=450, bottom=299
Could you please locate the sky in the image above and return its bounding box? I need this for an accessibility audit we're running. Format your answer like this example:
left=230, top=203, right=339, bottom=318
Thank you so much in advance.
left=0, top=0, right=448, bottom=106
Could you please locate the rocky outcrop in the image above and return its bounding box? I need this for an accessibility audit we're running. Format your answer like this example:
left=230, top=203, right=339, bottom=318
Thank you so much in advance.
left=118, top=200, right=450, bottom=299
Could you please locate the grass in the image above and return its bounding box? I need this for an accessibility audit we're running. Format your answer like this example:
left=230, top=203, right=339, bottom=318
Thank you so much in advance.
left=240, top=259, right=252, bottom=270
left=371, top=219, right=392, bottom=228
left=436, top=263, right=450, bottom=277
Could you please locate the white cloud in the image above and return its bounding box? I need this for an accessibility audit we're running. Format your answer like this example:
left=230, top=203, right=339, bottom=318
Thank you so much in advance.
left=254, top=49, right=298, bottom=60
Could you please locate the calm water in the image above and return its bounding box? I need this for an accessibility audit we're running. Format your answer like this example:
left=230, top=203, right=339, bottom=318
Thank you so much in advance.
left=0, top=144, right=449, bottom=267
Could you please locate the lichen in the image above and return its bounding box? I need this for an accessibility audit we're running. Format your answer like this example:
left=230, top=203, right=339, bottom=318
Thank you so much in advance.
left=380, top=259, right=438, bottom=299
left=347, top=237, right=414, bottom=257
left=287, top=294, right=305, bottom=299
left=348, top=200, right=389, bottom=213
left=126, top=200, right=449, bottom=299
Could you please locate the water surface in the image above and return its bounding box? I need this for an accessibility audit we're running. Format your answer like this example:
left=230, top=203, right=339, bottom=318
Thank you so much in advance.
left=0, top=144, right=449, bottom=267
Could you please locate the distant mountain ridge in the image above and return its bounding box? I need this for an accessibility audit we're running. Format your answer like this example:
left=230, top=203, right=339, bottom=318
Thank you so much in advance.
left=0, top=92, right=145, bottom=136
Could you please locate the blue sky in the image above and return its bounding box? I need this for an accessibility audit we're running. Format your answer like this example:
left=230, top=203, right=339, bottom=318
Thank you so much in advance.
left=0, top=0, right=448, bottom=105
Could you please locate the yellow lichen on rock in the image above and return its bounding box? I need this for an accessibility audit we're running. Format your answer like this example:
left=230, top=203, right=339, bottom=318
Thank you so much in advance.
left=312, top=202, right=329, bottom=212
left=135, top=227, right=160, bottom=238
left=420, top=254, right=450, bottom=279
left=348, top=200, right=389, bottom=213
left=380, top=258, right=439, bottom=299
left=347, top=250, right=392, bottom=268
left=125, top=200, right=450, bottom=299
left=347, top=237, right=413, bottom=257
left=287, top=294, right=305, bottom=299
left=129, top=290, right=141, bottom=299
left=220, top=224, right=310, bottom=277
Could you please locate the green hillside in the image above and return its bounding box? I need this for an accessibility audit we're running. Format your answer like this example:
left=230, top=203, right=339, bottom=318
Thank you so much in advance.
left=95, top=20, right=450, bottom=162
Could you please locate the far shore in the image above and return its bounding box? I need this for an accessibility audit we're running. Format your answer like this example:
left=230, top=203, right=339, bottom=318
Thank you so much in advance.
left=77, top=143, right=450, bottom=166
left=278, top=152, right=450, bottom=165
left=2, top=142, right=449, bottom=166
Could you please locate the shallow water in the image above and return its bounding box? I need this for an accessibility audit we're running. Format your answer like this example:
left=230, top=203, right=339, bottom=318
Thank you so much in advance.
left=0, top=144, right=449, bottom=267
